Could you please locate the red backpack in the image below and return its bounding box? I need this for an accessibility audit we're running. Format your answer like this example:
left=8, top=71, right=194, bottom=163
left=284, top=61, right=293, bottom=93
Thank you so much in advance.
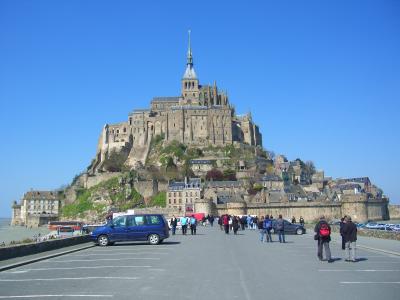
left=319, top=223, right=330, bottom=237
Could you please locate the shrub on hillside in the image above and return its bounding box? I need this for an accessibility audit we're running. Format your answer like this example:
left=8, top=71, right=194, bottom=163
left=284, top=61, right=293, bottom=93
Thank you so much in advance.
left=103, top=150, right=128, bottom=172
left=206, top=169, right=224, bottom=181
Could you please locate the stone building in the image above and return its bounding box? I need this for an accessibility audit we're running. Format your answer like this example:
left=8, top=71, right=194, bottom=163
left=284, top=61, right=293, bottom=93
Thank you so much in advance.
left=90, top=33, right=262, bottom=172
left=189, top=159, right=215, bottom=176
left=11, top=191, right=60, bottom=227
left=167, top=177, right=201, bottom=214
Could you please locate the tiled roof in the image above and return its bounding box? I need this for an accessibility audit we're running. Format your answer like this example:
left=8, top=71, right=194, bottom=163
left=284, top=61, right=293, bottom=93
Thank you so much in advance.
left=24, top=191, right=58, bottom=200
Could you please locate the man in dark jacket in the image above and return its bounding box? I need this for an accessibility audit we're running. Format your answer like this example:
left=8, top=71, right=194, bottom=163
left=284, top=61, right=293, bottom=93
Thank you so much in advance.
left=342, top=216, right=357, bottom=262
left=314, top=215, right=333, bottom=263
left=339, top=217, right=346, bottom=250
left=276, top=215, right=285, bottom=243
left=170, top=215, right=178, bottom=235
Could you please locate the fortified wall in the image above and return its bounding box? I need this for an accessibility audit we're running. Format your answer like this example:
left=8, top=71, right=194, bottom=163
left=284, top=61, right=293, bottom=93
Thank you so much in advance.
left=194, top=195, right=389, bottom=223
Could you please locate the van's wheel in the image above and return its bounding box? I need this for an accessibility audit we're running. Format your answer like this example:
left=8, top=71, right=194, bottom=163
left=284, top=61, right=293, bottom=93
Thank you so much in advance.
left=98, top=235, right=109, bottom=247
left=296, top=228, right=303, bottom=235
left=148, top=234, right=160, bottom=245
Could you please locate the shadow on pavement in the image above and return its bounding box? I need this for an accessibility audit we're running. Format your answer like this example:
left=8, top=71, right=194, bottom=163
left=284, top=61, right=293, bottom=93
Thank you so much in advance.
left=112, top=241, right=181, bottom=246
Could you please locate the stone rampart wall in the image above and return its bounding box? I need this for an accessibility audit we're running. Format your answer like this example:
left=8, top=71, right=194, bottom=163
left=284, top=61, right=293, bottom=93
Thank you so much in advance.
left=389, top=205, right=400, bottom=219
left=367, top=200, right=389, bottom=221
left=210, top=200, right=388, bottom=223
left=133, top=207, right=180, bottom=218
left=134, top=180, right=157, bottom=199
left=0, top=235, right=91, bottom=261
left=246, top=202, right=342, bottom=222
left=85, top=172, right=122, bottom=189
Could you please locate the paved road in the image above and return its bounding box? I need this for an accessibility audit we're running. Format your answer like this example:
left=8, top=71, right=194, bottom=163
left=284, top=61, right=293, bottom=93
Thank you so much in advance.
left=0, top=226, right=399, bottom=299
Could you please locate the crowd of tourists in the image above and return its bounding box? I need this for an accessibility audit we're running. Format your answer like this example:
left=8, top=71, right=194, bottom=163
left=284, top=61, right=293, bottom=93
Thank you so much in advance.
left=170, top=212, right=358, bottom=263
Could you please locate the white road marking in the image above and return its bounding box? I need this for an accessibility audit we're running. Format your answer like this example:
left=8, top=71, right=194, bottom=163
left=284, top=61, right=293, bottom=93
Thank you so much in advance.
left=0, top=276, right=139, bottom=282
left=48, top=258, right=160, bottom=262
left=0, top=295, right=113, bottom=299
left=320, top=269, right=400, bottom=272
left=87, top=247, right=172, bottom=251
left=70, top=252, right=168, bottom=256
left=340, top=281, right=400, bottom=284
left=6, top=265, right=152, bottom=273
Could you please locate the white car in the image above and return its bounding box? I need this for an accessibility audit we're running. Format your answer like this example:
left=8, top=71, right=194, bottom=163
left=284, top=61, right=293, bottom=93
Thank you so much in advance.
left=167, top=217, right=188, bottom=230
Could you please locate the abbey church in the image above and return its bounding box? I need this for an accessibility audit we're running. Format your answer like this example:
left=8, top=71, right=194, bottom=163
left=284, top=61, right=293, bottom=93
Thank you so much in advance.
left=91, top=33, right=262, bottom=172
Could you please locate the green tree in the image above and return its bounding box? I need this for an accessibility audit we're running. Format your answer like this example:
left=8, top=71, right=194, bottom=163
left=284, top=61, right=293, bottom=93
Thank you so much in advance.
left=103, top=150, right=127, bottom=172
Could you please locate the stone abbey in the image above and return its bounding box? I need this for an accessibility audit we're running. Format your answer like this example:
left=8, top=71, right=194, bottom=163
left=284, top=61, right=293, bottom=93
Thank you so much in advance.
left=91, top=33, right=262, bottom=171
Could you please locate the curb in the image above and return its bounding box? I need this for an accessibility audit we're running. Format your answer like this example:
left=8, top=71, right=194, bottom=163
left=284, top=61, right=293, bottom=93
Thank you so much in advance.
left=357, top=244, right=400, bottom=257
left=0, top=244, right=95, bottom=272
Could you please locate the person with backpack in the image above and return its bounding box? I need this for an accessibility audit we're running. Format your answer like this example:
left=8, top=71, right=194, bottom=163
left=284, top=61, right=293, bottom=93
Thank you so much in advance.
left=276, top=215, right=285, bottom=243
left=314, top=215, right=333, bottom=263
left=263, top=215, right=273, bottom=242
left=190, top=215, right=197, bottom=235
left=342, top=216, right=357, bottom=262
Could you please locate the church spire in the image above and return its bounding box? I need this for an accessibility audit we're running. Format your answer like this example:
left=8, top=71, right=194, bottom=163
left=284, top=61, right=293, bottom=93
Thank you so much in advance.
left=183, top=30, right=197, bottom=79
left=187, top=30, right=193, bottom=65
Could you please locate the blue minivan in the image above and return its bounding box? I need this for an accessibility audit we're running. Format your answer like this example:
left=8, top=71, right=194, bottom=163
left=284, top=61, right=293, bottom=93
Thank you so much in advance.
left=91, top=214, right=170, bottom=246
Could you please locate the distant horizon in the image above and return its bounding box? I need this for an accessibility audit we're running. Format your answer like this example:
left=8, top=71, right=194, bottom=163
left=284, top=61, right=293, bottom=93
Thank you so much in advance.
left=1, top=0, right=399, bottom=218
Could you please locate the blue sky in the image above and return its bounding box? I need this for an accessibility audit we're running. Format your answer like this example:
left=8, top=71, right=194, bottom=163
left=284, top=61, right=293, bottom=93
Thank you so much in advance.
left=0, top=0, right=399, bottom=218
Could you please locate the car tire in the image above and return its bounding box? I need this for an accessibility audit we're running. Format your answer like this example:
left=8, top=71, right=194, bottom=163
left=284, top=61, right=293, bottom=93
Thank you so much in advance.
left=98, top=235, right=109, bottom=247
left=148, top=234, right=160, bottom=245
left=296, top=228, right=303, bottom=235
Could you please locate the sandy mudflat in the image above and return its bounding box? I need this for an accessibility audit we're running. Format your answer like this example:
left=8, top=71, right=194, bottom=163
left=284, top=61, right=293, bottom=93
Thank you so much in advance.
left=0, top=219, right=50, bottom=244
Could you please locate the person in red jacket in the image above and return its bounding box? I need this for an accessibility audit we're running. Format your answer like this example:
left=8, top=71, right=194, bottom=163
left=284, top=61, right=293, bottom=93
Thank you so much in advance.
left=222, top=214, right=229, bottom=234
left=314, top=215, right=333, bottom=263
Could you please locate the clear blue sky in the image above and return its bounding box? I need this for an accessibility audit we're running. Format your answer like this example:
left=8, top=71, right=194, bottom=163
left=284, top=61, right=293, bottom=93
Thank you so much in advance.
left=0, top=0, right=399, bottom=218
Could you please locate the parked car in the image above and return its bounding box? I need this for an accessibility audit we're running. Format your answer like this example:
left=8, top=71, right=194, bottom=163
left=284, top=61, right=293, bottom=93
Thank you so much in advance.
left=271, top=220, right=306, bottom=235
left=365, top=222, right=380, bottom=229
left=91, top=214, right=170, bottom=246
left=391, top=224, right=400, bottom=232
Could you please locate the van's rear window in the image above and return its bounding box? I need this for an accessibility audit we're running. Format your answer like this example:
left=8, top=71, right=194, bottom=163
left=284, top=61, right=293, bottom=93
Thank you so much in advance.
left=146, top=215, right=162, bottom=225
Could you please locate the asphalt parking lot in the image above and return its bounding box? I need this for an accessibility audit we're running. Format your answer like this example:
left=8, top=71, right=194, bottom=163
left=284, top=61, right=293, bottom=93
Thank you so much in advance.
left=0, top=226, right=399, bottom=299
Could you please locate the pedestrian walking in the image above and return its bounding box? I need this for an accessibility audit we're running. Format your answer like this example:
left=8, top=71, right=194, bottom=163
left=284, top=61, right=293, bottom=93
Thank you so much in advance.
left=222, top=214, right=229, bottom=234
left=342, top=216, right=357, bottom=262
left=252, top=216, right=258, bottom=230
left=240, top=215, right=246, bottom=230
left=190, top=215, right=197, bottom=235
left=246, top=215, right=252, bottom=230
left=291, top=216, right=296, bottom=224
left=258, top=216, right=265, bottom=242
left=218, top=216, right=223, bottom=230
left=339, top=217, right=346, bottom=250
left=209, top=215, right=215, bottom=227
left=170, top=215, right=178, bottom=235
left=276, top=214, right=285, bottom=243
left=181, top=216, right=188, bottom=235
left=314, top=215, right=333, bottom=263
left=299, top=216, right=305, bottom=227
left=263, top=215, right=273, bottom=242
left=233, top=216, right=240, bottom=235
